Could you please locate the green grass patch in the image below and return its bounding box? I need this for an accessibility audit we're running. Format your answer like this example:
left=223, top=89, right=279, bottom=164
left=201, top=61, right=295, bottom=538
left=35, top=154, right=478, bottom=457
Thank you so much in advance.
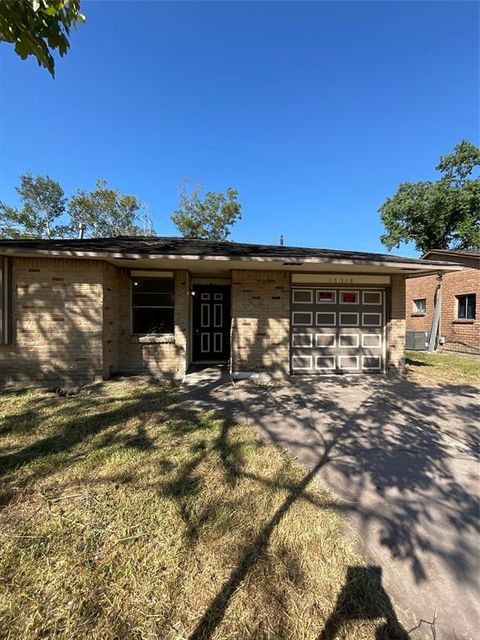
left=406, top=350, right=480, bottom=385
left=0, top=379, right=406, bottom=639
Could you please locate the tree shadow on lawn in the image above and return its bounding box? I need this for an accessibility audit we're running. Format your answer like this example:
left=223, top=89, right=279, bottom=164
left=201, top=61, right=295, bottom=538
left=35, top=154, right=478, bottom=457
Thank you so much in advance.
left=219, top=376, right=479, bottom=634
left=0, top=380, right=179, bottom=506
left=1, top=375, right=477, bottom=639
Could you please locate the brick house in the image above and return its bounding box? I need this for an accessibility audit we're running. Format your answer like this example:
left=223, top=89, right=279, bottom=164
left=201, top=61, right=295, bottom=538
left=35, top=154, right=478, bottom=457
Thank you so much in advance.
left=0, top=237, right=459, bottom=387
left=406, top=249, right=479, bottom=355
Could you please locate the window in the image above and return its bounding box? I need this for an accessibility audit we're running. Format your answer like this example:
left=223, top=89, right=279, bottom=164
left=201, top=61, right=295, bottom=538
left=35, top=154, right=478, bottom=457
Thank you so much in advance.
left=132, top=276, right=174, bottom=334
left=340, top=291, right=359, bottom=304
left=412, top=298, right=426, bottom=315
left=316, top=290, right=336, bottom=304
left=456, top=294, right=476, bottom=320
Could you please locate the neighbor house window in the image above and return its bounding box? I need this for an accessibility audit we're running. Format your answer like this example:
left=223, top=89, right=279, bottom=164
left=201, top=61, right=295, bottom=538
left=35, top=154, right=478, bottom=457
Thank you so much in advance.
left=131, top=276, right=174, bottom=334
left=456, top=294, right=476, bottom=320
left=412, top=298, right=426, bottom=315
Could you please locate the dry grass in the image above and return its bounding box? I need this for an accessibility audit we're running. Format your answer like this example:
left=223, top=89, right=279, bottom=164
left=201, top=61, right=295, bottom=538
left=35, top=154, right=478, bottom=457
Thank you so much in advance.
left=0, top=379, right=406, bottom=639
left=405, top=350, right=480, bottom=386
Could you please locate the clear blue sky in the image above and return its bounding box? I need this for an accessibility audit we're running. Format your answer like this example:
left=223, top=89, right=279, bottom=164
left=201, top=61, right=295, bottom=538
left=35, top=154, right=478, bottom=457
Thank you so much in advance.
left=0, top=1, right=478, bottom=256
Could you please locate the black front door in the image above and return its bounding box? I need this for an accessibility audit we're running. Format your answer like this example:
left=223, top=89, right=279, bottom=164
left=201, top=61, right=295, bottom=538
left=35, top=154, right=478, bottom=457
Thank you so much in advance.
left=192, top=285, right=231, bottom=362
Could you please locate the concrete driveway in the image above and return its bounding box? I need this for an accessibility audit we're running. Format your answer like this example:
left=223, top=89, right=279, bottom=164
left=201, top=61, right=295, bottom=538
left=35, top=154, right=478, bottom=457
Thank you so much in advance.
left=182, top=368, right=479, bottom=639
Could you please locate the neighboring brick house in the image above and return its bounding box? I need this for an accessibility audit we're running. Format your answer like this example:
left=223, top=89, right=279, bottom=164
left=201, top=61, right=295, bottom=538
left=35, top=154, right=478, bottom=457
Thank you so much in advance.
left=406, top=249, right=479, bottom=355
left=0, top=237, right=459, bottom=387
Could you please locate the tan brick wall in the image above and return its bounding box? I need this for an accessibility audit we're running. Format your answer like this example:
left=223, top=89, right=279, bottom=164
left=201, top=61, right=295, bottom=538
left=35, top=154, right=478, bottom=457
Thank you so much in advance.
left=102, top=263, right=120, bottom=378
left=231, top=269, right=290, bottom=376
left=1, top=257, right=413, bottom=384
left=0, top=257, right=104, bottom=386
left=116, top=269, right=189, bottom=378
left=386, top=275, right=406, bottom=372
left=406, top=268, right=479, bottom=355
left=231, top=270, right=407, bottom=376
left=0, top=258, right=190, bottom=386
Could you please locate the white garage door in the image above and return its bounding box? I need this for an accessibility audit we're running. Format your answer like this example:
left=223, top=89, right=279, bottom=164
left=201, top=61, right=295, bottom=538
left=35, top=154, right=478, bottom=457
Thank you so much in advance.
left=291, top=288, right=385, bottom=374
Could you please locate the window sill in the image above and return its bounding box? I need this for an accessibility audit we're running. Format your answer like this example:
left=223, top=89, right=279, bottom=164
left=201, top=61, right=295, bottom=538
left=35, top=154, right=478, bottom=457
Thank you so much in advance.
left=411, top=313, right=426, bottom=317
left=130, top=335, right=175, bottom=344
left=452, top=319, right=475, bottom=324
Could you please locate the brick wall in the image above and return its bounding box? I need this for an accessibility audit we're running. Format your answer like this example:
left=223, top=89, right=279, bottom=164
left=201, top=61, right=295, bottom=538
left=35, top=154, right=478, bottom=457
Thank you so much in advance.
left=116, top=269, right=189, bottom=379
left=0, top=257, right=104, bottom=386
left=231, top=269, right=290, bottom=376
left=386, top=274, right=406, bottom=372
left=102, top=263, right=120, bottom=378
left=231, top=270, right=407, bottom=376
left=440, top=268, right=479, bottom=354
left=406, top=268, right=479, bottom=355
left=0, top=258, right=190, bottom=387
left=405, top=273, right=437, bottom=334
left=1, top=257, right=413, bottom=385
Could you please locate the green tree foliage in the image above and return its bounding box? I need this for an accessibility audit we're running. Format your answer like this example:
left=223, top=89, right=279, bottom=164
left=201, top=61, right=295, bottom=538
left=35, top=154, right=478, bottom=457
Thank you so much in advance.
left=171, top=181, right=242, bottom=241
left=379, top=140, right=480, bottom=254
left=0, top=175, right=154, bottom=239
left=68, top=180, right=154, bottom=238
left=0, top=174, right=69, bottom=238
left=0, top=0, right=85, bottom=78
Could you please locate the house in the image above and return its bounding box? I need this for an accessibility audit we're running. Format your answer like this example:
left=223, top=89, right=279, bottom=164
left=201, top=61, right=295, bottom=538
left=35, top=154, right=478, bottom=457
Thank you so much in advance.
left=406, top=249, right=480, bottom=355
left=0, top=237, right=460, bottom=386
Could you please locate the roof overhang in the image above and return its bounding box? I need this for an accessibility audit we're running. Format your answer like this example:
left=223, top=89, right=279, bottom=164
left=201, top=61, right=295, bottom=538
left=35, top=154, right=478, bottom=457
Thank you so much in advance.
left=0, top=246, right=463, bottom=277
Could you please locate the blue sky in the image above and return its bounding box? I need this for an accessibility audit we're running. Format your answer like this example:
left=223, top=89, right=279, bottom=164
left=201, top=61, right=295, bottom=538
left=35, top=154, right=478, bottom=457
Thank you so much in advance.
left=0, top=1, right=478, bottom=256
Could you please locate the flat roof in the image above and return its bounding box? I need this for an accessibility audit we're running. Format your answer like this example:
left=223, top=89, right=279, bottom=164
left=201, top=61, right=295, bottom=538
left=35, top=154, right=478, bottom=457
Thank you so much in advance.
left=422, top=249, right=480, bottom=260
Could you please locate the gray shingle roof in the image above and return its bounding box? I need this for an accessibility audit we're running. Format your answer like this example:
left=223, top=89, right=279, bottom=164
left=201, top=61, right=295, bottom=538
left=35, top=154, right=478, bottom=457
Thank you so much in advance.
left=0, top=236, right=461, bottom=266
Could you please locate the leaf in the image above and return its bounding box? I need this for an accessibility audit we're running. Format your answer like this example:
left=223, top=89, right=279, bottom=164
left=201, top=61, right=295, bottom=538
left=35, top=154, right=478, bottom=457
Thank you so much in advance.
left=0, top=0, right=85, bottom=77
left=379, top=141, right=480, bottom=252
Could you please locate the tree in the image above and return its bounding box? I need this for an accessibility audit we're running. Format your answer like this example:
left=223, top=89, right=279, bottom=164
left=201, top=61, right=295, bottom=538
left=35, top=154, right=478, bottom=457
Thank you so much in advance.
left=0, top=0, right=85, bottom=78
left=68, top=179, right=154, bottom=238
left=171, top=181, right=242, bottom=241
left=379, top=140, right=480, bottom=254
left=0, top=173, right=69, bottom=238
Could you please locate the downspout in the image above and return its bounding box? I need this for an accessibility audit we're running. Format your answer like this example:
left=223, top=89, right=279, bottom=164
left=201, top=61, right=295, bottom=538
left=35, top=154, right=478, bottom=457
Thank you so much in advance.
left=428, top=273, right=443, bottom=352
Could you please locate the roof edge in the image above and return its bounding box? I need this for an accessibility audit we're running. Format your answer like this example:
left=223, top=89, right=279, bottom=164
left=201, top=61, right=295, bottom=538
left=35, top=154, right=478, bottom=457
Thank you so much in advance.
left=0, top=245, right=463, bottom=272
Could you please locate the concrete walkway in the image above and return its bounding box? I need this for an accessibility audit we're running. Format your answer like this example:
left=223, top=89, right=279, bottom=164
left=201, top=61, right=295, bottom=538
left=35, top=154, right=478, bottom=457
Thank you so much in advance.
left=180, top=367, right=480, bottom=640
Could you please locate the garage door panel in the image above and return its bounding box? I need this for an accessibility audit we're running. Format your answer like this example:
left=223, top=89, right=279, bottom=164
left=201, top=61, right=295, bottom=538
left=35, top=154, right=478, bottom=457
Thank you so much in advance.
left=338, top=333, right=360, bottom=348
left=316, top=355, right=336, bottom=371
left=315, top=332, right=336, bottom=347
left=339, top=312, right=359, bottom=327
left=291, top=332, right=313, bottom=348
left=291, top=288, right=384, bottom=374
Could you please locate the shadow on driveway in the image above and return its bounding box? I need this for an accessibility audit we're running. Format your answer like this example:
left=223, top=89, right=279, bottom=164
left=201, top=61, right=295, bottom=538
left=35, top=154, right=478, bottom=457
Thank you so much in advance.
left=232, top=375, right=480, bottom=639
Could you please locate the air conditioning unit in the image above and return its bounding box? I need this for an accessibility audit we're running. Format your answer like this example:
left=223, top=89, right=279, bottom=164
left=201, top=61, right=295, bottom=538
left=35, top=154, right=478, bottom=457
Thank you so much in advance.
left=406, top=331, right=430, bottom=351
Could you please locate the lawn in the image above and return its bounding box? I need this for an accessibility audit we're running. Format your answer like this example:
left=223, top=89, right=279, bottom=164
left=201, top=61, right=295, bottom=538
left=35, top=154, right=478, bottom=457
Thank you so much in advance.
left=0, top=379, right=402, bottom=640
left=405, top=350, right=480, bottom=386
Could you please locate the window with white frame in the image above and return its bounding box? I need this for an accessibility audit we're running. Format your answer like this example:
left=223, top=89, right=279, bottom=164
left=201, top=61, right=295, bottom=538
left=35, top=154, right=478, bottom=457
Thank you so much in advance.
left=456, top=294, right=476, bottom=320
left=412, top=298, right=426, bottom=315
left=131, top=276, right=174, bottom=334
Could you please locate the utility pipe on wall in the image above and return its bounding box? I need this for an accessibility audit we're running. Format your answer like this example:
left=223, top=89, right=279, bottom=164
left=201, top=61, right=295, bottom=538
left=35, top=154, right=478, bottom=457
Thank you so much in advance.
left=428, top=273, right=443, bottom=352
